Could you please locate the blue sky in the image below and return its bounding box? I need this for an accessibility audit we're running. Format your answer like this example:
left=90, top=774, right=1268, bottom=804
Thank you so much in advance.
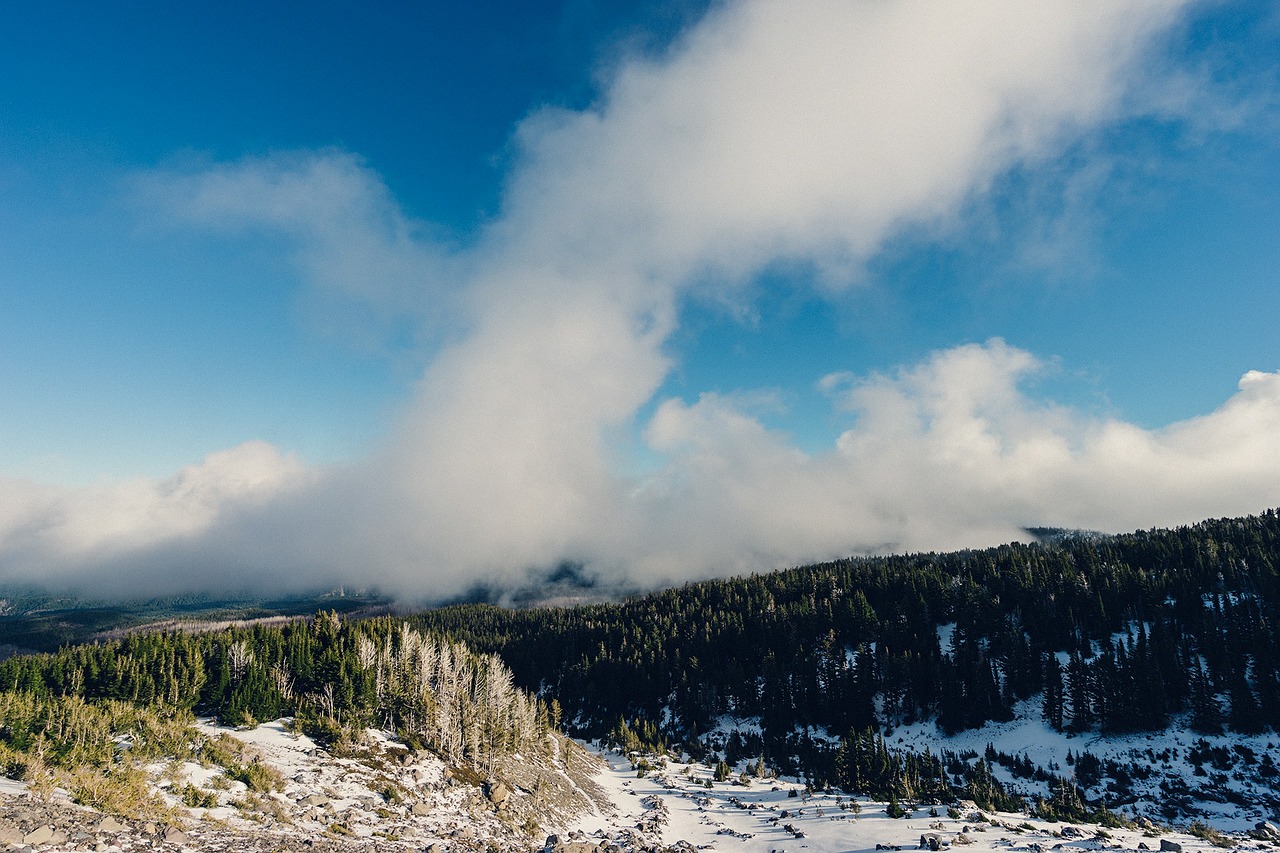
left=1, top=0, right=1279, bottom=596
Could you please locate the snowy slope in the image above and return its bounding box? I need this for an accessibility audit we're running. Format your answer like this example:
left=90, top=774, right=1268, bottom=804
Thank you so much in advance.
left=569, top=746, right=1268, bottom=853
left=889, top=701, right=1280, bottom=832
left=0, top=718, right=1274, bottom=852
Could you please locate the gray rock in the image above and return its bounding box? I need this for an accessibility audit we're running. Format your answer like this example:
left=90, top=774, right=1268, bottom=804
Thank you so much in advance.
left=411, top=802, right=432, bottom=817
left=1159, top=841, right=1182, bottom=853
left=300, top=793, right=330, bottom=807
left=0, top=821, right=21, bottom=845
left=96, top=816, right=127, bottom=834
left=1257, top=822, right=1280, bottom=838
left=558, top=843, right=600, bottom=853
left=23, top=825, right=66, bottom=846
left=163, top=825, right=189, bottom=844
left=486, top=780, right=511, bottom=805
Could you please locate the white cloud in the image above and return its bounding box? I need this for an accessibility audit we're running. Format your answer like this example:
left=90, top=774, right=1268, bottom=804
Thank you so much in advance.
left=6, top=0, right=1276, bottom=600
left=612, top=342, right=1280, bottom=588
left=137, top=152, right=463, bottom=351
left=0, top=442, right=309, bottom=588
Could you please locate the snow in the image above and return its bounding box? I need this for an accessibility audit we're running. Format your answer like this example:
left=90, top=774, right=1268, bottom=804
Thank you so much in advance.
left=568, top=746, right=1249, bottom=853
left=891, top=701, right=1280, bottom=832
left=937, top=624, right=957, bottom=656
left=2, top=713, right=1273, bottom=852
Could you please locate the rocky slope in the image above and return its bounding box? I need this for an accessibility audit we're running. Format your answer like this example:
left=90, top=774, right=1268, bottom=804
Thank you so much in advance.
left=0, top=719, right=1272, bottom=853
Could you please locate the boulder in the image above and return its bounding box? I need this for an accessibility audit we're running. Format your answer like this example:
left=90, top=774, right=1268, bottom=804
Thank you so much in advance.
left=163, top=825, right=189, bottom=844
left=486, top=780, right=511, bottom=806
left=411, top=802, right=432, bottom=817
left=300, top=793, right=330, bottom=807
left=96, top=816, right=128, bottom=834
left=0, top=821, right=21, bottom=845
left=23, top=825, right=68, bottom=846
left=1159, top=841, right=1182, bottom=853
left=1257, top=822, right=1280, bottom=839
left=558, top=835, right=601, bottom=850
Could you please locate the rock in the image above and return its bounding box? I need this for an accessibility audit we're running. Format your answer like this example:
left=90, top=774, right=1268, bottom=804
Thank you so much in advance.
left=0, top=821, right=21, bottom=845
left=23, top=824, right=67, bottom=846
left=142, top=821, right=158, bottom=836
left=96, top=816, right=127, bottom=834
left=1159, top=841, right=1182, bottom=853
left=1138, top=844, right=1150, bottom=850
left=300, top=793, right=330, bottom=807
left=1060, top=827, right=1084, bottom=839
left=486, top=780, right=511, bottom=806
left=558, top=835, right=601, bottom=850
left=1257, top=822, right=1280, bottom=838
left=163, top=825, right=189, bottom=844
left=411, top=802, right=432, bottom=817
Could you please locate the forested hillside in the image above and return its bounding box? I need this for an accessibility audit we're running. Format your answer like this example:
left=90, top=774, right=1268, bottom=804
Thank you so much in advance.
left=414, top=511, right=1280, bottom=769
left=0, top=615, right=555, bottom=773
left=2, top=511, right=1279, bottom=822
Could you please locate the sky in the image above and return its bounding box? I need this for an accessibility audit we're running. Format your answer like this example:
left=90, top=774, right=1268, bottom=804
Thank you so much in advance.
left=1, top=0, right=1279, bottom=600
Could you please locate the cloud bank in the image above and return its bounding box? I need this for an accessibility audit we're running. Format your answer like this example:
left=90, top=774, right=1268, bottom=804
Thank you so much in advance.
left=4, top=0, right=1278, bottom=599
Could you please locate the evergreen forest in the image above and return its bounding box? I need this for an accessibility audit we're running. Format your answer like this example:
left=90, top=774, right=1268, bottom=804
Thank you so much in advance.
left=412, top=511, right=1280, bottom=772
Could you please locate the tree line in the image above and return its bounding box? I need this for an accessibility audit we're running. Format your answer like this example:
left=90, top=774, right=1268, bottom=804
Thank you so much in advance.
left=412, top=510, right=1280, bottom=776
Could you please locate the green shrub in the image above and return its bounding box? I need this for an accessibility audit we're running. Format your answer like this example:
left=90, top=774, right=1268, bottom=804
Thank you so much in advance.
left=227, top=760, right=283, bottom=793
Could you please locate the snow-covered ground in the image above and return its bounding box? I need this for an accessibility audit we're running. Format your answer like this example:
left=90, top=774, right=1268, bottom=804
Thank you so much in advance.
left=2, top=718, right=1276, bottom=851
left=571, top=747, right=1270, bottom=853
left=888, top=702, right=1280, bottom=832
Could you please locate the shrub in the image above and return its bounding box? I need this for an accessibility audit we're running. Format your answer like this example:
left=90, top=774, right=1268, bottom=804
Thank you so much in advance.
left=227, top=760, right=283, bottom=793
